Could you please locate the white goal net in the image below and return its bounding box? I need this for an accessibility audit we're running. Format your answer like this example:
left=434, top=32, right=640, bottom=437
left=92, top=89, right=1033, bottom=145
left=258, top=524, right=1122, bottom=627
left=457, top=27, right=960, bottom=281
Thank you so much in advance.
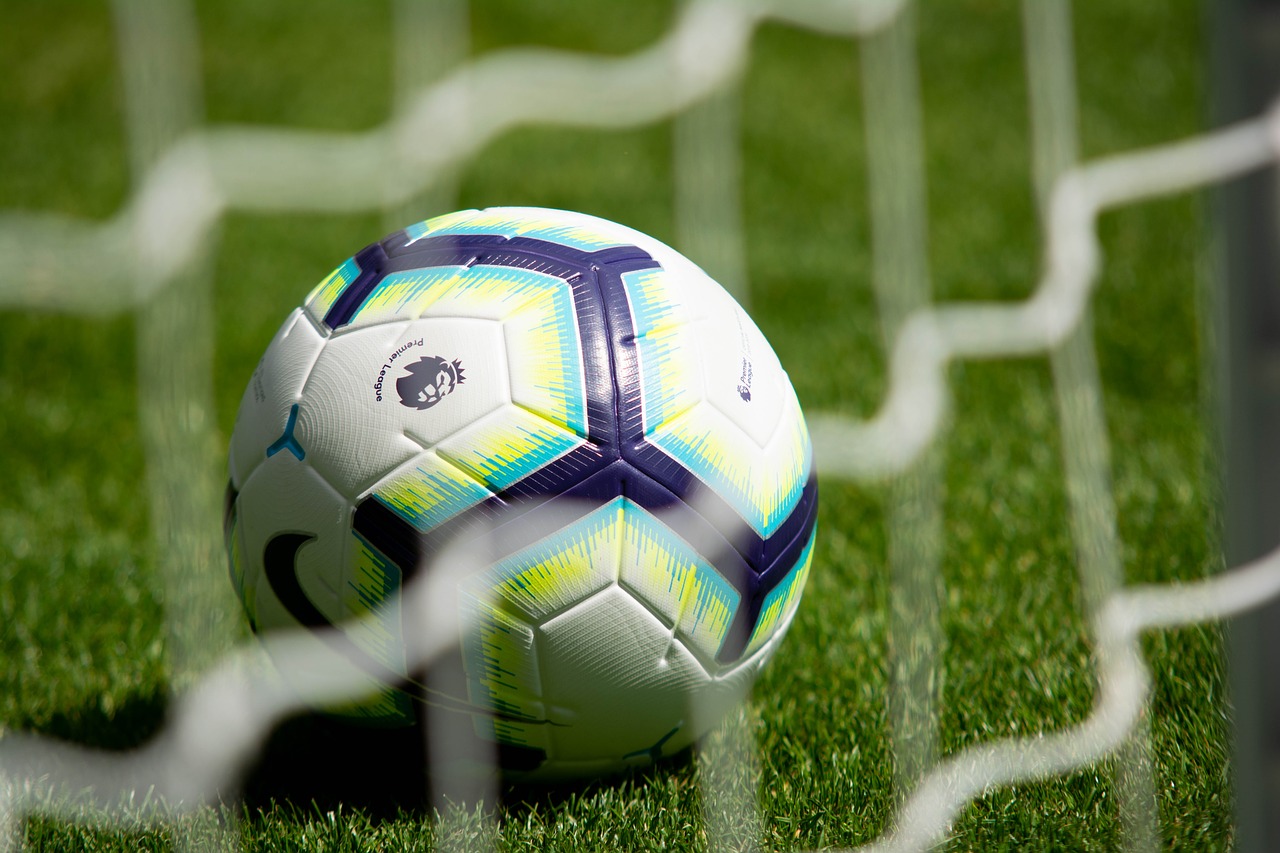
left=1, top=0, right=1275, bottom=850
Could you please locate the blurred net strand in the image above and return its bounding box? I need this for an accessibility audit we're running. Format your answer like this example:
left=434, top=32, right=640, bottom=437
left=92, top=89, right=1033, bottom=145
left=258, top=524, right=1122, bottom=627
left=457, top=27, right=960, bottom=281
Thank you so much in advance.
left=841, top=44, right=1280, bottom=853
left=1021, top=0, right=1158, bottom=848
left=0, top=0, right=905, bottom=313
left=858, top=3, right=945, bottom=795
left=808, top=103, right=1280, bottom=480
left=2, top=504, right=1279, bottom=852
left=0, top=1, right=911, bottom=849
left=383, top=6, right=491, bottom=841
left=3, top=0, right=1279, bottom=850
left=110, top=4, right=233, bottom=850
left=0, top=498, right=793, bottom=847
left=858, top=541, right=1280, bottom=853
left=669, top=11, right=762, bottom=848
left=674, top=74, right=750, bottom=306
left=111, top=0, right=231, bottom=665
left=384, top=0, right=470, bottom=231
left=0, top=520, right=483, bottom=833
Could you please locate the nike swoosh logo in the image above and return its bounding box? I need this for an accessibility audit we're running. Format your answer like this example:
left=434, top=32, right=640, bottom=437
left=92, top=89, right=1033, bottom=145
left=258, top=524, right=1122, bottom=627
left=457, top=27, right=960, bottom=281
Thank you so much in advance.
left=264, top=532, right=330, bottom=630
left=261, top=531, right=547, bottom=725
left=264, top=531, right=413, bottom=685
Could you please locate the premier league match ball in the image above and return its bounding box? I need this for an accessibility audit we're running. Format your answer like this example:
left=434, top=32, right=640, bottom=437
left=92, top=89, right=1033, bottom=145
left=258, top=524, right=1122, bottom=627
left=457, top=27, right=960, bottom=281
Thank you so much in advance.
left=223, top=207, right=817, bottom=780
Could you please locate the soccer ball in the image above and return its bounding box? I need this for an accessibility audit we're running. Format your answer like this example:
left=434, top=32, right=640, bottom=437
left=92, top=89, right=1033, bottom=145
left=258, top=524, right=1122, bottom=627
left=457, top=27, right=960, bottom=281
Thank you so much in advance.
left=223, top=207, right=817, bottom=780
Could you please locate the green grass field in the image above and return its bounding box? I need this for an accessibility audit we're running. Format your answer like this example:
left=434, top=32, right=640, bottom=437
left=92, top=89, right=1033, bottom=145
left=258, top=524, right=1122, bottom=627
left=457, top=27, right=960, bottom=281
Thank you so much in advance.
left=0, top=0, right=1231, bottom=849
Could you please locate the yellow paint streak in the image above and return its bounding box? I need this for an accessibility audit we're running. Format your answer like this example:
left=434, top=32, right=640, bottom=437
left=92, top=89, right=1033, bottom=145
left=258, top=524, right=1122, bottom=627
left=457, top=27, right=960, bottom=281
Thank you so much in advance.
left=354, top=267, right=465, bottom=324
left=304, top=259, right=356, bottom=319
left=480, top=500, right=623, bottom=621
left=462, top=596, right=545, bottom=725
left=621, top=513, right=737, bottom=660
left=656, top=401, right=810, bottom=535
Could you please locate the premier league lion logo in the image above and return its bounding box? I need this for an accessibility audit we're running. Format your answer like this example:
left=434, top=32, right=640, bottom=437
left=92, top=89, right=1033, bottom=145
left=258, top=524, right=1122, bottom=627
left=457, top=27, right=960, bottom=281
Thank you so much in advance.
left=396, top=355, right=465, bottom=410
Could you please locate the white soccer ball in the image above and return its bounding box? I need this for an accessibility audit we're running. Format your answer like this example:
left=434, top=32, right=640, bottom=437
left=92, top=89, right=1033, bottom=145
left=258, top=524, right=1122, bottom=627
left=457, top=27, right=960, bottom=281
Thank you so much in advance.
left=223, top=207, right=817, bottom=780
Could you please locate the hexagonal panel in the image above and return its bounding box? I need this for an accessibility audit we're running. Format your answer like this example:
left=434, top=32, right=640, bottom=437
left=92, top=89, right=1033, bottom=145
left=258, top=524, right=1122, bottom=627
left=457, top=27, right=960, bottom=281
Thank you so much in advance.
left=647, top=400, right=810, bottom=539
left=459, top=596, right=550, bottom=754
left=618, top=264, right=810, bottom=538
left=303, top=255, right=360, bottom=326
left=615, top=500, right=740, bottom=663
left=537, top=586, right=712, bottom=763
left=504, top=282, right=588, bottom=438
left=420, top=264, right=572, bottom=322
left=367, top=449, right=495, bottom=535
left=229, top=308, right=326, bottom=489
left=462, top=501, right=621, bottom=623
left=696, top=304, right=786, bottom=450
left=618, top=267, right=703, bottom=436
left=298, top=318, right=507, bottom=497
left=435, top=403, right=585, bottom=495
left=346, top=264, right=469, bottom=328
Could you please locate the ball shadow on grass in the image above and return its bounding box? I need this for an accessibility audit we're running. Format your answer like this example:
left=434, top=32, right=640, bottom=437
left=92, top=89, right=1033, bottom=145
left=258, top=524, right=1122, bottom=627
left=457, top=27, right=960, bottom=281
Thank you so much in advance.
left=21, top=684, right=169, bottom=752
left=239, top=710, right=697, bottom=824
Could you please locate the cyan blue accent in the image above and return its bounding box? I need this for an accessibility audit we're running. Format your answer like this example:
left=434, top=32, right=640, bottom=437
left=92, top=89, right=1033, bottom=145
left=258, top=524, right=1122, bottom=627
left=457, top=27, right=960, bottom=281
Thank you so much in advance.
left=512, top=223, right=623, bottom=253
left=332, top=256, right=360, bottom=289
left=266, top=404, right=305, bottom=461
left=351, top=267, right=459, bottom=320
left=405, top=216, right=623, bottom=253
left=537, top=273, right=588, bottom=434
left=624, top=500, right=740, bottom=632
left=622, top=499, right=742, bottom=650
left=460, top=263, right=568, bottom=301
left=323, top=242, right=389, bottom=329
left=650, top=428, right=811, bottom=539
left=403, top=220, right=434, bottom=243
left=620, top=269, right=810, bottom=539
left=450, top=264, right=587, bottom=435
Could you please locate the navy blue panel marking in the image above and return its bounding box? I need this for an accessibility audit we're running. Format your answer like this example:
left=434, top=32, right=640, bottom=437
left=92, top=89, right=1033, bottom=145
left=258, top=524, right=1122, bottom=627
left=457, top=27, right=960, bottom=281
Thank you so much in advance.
left=353, top=497, right=431, bottom=576
left=594, top=251, right=819, bottom=580
left=716, top=473, right=819, bottom=663
left=380, top=244, right=484, bottom=276
left=323, top=241, right=391, bottom=329
left=595, top=254, right=670, bottom=459
left=332, top=225, right=818, bottom=666
left=471, top=249, right=583, bottom=281
left=381, top=230, right=506, bottom=260
left=264, top=533, right=330, bottom=630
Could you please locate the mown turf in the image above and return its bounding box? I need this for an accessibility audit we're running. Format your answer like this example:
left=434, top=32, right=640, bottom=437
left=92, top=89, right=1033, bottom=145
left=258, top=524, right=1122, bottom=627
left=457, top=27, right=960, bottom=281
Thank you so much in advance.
left=0, top=0, right=1229, bottom=849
